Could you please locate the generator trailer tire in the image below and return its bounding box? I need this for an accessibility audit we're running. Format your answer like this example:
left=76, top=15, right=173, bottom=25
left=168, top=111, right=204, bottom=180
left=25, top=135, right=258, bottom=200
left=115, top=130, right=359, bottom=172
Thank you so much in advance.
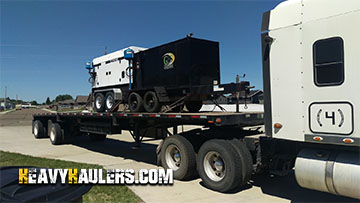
left=143, top=91, right=161, bottom=113
left=185, top=101, right=203, bottom=112
left=128, top=92, right=144, bottom=112
left=94, top=93, right=105, bottom=112
left=105, top=92, right=116, bottom=111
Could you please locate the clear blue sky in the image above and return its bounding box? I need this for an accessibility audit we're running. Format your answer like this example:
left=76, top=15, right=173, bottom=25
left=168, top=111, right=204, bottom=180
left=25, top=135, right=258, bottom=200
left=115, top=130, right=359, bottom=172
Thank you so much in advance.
left=0, top=0, right=282, bottom=103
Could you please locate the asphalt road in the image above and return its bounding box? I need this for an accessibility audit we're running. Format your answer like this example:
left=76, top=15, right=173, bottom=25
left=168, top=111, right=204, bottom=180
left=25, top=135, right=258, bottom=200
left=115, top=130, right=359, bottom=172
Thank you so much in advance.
left=0, top=108, right=46, bottom=127
left=0, top=109, right=356, bottom=202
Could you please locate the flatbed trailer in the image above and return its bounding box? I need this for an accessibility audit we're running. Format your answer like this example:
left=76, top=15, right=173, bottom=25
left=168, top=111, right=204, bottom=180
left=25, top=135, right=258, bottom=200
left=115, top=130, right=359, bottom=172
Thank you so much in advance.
left=32, top=111, right=264, bottom=145
left=32, top=110, right=269, bottom=192
left=33, top=111, right=263, bottom=128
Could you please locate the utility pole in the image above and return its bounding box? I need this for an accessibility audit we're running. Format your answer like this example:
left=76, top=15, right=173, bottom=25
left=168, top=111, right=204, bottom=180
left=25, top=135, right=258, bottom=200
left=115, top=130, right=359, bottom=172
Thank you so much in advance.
left=4, top=86, right=7, bottom=111
left=236, top=75, right=239, bottom=113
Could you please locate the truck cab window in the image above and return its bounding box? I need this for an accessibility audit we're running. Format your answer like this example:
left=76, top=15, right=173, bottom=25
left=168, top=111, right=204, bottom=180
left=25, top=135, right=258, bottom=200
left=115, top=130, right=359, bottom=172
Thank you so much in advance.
left=313, top=37, right=344, bottom=86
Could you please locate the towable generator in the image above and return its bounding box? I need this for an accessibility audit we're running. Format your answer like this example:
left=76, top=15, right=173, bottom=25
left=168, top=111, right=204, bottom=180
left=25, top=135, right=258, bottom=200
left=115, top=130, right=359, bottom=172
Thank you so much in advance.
left=87, top=37, right=248, bottom=113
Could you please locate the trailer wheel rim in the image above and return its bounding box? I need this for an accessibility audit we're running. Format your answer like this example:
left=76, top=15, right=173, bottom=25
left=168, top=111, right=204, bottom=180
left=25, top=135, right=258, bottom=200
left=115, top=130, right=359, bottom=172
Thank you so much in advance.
left=203, top=151, right=225, bottom=182
left=50, top=127, right=55, bottom=142
left=129, top=95, right=138, bottom=110
left=34, top=123, right=39, bottom=136
left=145, top=94, right=155, bottom=108
left=95, top=96, right=102, bottom=109
left=106, top=95, right=114, bottom=109
left=165, top=144, right=181, bottom=171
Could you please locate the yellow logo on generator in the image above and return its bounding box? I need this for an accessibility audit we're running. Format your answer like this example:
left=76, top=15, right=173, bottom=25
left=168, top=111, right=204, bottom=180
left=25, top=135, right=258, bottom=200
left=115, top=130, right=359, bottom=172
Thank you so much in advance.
left=162, top=53, right=175, bottom=69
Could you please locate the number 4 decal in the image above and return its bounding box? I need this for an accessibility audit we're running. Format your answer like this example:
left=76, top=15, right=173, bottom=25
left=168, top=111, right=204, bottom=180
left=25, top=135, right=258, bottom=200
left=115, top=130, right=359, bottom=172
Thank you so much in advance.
left=316, top=109, right=322, bottom=127
left=338, top=109, right=344, bottom=127
left=317, top=109, right=345, bottom=127
left=325, top=111, right=335, bottom=125
left=309, top=102, right=353, bottom=135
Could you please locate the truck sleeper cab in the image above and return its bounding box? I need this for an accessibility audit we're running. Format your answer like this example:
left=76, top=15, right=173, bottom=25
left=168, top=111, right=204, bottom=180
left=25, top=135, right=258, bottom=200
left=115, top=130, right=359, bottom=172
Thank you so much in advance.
left=261, top=0, right=360, bottom=198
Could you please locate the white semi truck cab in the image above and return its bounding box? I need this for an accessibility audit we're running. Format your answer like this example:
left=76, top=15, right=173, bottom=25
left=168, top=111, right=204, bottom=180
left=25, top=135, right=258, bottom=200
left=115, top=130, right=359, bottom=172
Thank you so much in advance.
left=261, top=0, right=360, bottom=198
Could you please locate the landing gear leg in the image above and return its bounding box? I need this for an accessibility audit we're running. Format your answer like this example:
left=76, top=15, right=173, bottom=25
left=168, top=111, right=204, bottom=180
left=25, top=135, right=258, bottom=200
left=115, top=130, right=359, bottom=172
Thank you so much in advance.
left=130, top=122, right=142, bottom=149
left=134, top=125, right=141, bottom=148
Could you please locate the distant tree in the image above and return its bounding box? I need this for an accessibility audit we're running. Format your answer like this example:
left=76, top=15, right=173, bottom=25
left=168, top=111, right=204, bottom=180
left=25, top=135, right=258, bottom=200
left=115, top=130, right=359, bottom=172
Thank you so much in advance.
left=46, top=97, right=51, bottom=105
left=55, top=94, right=73, bottom=102
left=30, top=101, right=38, bottom=105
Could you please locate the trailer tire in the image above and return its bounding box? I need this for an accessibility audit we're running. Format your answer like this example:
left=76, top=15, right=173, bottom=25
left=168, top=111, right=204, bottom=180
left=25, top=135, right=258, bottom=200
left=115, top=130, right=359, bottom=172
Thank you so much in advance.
left=89, top=133, right=107, bottom=141
left=161, top=135, right=197, bottom=180
left=185, top=101, right=202, bottom=112
left=144, top=91, right=161, bottom=113
left=197, top=139, right=243, bottom=192
left=226, top=139, right=253, bottom=186
left=49, top=123, right=63, bottom=145
left=33, top=120, right=46, bottom=139
left=94, top=93, right=105, bottom=112
left=128, top=92, right=143, bottom=112
left=105, top=92, right=118, bottom=112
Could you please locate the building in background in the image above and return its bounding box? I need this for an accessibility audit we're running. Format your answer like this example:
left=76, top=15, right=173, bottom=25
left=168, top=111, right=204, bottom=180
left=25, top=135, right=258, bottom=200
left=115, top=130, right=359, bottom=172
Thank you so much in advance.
left=0, top=99, right=14, bottom=111
left=75, top=95, right=89, bottom=106
left=58, top=99, right=75, bottom=109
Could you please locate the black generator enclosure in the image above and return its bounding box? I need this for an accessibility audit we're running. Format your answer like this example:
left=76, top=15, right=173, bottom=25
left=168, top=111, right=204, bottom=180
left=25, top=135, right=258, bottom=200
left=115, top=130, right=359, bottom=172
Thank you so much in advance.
left=132, top=37, right=220, bottom=99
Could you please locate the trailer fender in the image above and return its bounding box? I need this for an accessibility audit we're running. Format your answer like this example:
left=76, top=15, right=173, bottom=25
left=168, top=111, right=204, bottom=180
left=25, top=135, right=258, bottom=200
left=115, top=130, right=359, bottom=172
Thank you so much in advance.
left=93, top=88, right=122, bottom=100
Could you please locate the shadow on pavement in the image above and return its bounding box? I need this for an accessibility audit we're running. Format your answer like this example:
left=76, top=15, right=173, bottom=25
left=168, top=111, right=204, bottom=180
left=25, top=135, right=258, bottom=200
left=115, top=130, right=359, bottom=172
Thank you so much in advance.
left=68, top=136, right=158, bottom=166
left=199, top=181, right=253, bottom=194
left=199, top=171, right=357, bottom=201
